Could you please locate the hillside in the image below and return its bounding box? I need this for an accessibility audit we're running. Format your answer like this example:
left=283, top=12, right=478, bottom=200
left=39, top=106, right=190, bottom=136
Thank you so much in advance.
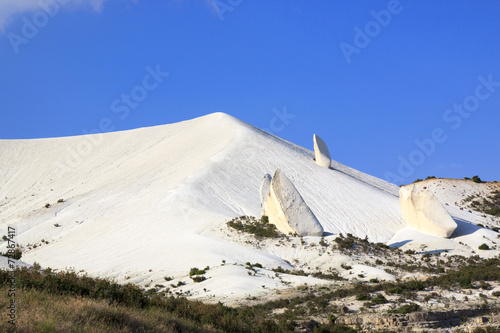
left=0, top=113, right=499, bottom=305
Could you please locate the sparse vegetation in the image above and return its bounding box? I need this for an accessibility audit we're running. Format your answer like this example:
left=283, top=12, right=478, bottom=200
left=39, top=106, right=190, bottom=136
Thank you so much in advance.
left=461, top=189, right=500, bottom=217
left=387, top=303, right=421, bottom=314
left=227, top=215, right=280, bottom=238
left=1, top=253, right=500, bottom=332
left=0, top=247, right=22, bottom=260
left=355, top=293, right=371, bottom=301
left=334, top=233, right=355, bottom=250
left=189, top=267, right=208, bottom=282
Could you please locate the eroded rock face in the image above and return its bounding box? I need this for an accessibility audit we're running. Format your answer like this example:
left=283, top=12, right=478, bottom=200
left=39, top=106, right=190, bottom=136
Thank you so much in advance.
left=264, top=169, right=323, bottom=236
left=259, top=174, right=272, bottom=216
left=313, top=134, right=331, bottom=168
left=399, top=185, right=457, bottom=238
left=335, top=308, right=489, bottom=330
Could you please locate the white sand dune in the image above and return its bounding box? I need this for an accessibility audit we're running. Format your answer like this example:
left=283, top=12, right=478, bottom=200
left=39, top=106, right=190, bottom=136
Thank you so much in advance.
left=0, top=113, right=497, bottom=301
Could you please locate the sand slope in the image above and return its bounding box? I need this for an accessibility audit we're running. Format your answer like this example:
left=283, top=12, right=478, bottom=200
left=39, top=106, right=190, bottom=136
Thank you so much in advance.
left=0, top=113, right=497, bottom=301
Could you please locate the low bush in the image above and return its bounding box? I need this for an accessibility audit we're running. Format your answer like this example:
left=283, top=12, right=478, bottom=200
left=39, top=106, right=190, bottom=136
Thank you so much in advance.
left=189, top=267, right=208, bottom=276
left=387, top=303, right=421, bottom=314
left=478, top=243, right=490, bottom=250
left=0, top=248, right=22, bottom=260
left=472, top=175, right=483, bottom=183
left=191, top=276, right=206, bottom=283
left=311, top=271, right=344, bottom=281
left=227, top=216, right=280, bottom=238
left=335, top=236, right=354, bottom=250
left=355, top=293, right=371, bottom=301
left=370, top=294, right=388, bottom=305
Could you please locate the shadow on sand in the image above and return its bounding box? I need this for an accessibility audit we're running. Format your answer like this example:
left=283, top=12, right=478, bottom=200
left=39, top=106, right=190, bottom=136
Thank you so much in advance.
left=449, top=217, right=483, bottom=238
left=388, top=239, right=412, bottom=248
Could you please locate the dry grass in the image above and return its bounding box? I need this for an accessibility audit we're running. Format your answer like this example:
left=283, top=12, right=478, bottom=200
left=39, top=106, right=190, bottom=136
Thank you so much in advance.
left=0, top=288, right=217, bottom=333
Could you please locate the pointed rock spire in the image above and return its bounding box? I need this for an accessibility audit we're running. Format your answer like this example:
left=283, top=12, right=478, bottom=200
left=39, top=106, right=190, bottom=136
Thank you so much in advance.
left=263, top=169, right=323, bottom=236
left=313, top=134, right=331, bottom=168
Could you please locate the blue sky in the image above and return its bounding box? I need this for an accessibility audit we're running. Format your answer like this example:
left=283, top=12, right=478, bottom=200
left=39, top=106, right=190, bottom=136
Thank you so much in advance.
left=1, top=0, right=499, bottom=185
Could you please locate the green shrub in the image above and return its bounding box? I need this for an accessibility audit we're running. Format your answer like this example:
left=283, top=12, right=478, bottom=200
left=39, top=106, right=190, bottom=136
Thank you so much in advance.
left=405, top=280, right=425, bottom=291
left=472, top=175, right=482, bottom=183
left=189, top=267, right=207, bottom=276
left=459, top=277, right=473, bottom=289
left=1, top=248, right=22, bottom=260
left=386, top=286, right=403, bottom=294
left=370, top=294, right=388, bottom=305
left=191, top=276, right=206, bottom=283
left=355, top=293, right=371, bottom=301
left=340, top=263, right=352, bottom=270
left=387, top=303, right=421, bottom=314
left=227, top=216, right=280, bottom=238
left=311, top=271, right=344, bottom=281
left=335, top=236, right=354, bottom=250
left=478, top=243, right=490, bottom=250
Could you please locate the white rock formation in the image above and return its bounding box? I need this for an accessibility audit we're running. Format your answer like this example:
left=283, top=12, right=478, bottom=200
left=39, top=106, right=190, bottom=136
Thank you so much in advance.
left=313, top=134, right=331, bottom=168
left=264, top=169, right=324, bottom=236
left=399, top=185, right=457, bottom=238
left=259, top=174, right=272, bottom=216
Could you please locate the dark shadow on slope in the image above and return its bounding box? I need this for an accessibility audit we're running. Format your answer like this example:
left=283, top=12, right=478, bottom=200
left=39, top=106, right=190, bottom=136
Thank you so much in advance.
left=388, top=240, right=411, bottom=248
left=419, top=249, right=452, bottom=255
left=449, top=217, right=483, bottom=238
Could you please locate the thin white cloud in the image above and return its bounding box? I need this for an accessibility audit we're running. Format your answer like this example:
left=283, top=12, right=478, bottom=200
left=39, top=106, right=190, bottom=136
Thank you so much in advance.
left=0, top=0, right=108, bottom=32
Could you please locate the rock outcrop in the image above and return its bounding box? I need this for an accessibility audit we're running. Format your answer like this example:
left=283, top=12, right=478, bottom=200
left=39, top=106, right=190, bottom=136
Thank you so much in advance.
left=259, top=174, right=272, bottom=216
left=399, top=185, right=457, bottom=238
left=313, top=134, right=331, bottom=168
left=263, top=169, right=323, bottom=236
left=335, top=308, right=492, bottom=330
